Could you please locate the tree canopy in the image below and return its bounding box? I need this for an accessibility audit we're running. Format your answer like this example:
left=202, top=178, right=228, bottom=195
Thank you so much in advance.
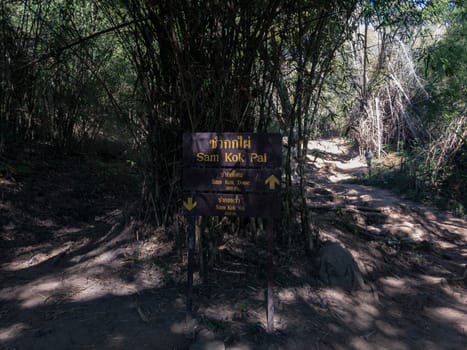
left=1, top=0, right=465, bottom=227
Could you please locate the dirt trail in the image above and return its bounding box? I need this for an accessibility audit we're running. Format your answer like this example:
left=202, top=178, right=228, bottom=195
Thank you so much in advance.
left=307, top=138, right=466, bottom=248
left=303, top=138, right=467, bottom=349
left=0, top=140, right=466, bottom=350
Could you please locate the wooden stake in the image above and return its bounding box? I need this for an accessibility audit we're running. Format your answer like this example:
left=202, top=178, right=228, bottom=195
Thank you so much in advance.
left=266, top=219, right=274, bottom=333
left=187, top=216, right=195, bottom=314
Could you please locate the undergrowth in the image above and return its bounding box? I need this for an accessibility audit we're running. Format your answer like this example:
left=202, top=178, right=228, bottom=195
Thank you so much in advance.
left=345, top=151, right=466, bottom=218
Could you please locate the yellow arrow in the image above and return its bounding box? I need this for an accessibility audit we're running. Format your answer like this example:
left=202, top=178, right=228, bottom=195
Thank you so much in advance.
left=265, top=175, right=280, bottom=190
left=183, top=197, right=197, bottom=211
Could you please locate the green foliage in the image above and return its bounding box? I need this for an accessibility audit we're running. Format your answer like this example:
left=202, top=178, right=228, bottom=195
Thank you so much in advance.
left=0, top=160, right=33, bottom=179
left=0, top=162, right=16, bottom=179
left=353, top=146, right=466, bottom=216
left=0, top=1, right=134, bottom=152
left=364, top=0, right=430, bottom=28
left=202, top=317, right=228, bottom=332
left=326, top=0, right=465, bottom=214
left=233, top=302, right=249, bottom=321
left=421, top=2, right=466, bottom=125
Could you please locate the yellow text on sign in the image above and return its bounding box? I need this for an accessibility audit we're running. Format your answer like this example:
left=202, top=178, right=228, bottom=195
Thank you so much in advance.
left=195, top=152, right=268, bottom=163
left=215, top=195, right=246, bottom=214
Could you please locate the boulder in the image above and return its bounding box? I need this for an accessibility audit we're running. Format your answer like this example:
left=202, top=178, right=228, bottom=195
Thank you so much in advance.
left=318, top=242, right=364, bottom=291
left=189, top=340, right=225, bottom=350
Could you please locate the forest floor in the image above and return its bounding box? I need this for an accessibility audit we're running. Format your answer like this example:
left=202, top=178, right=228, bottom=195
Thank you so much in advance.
left=0, top=139, right=466, bottom=350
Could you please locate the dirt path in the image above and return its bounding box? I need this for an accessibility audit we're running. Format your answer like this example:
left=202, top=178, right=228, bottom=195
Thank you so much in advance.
left=302, top=138, right=467, bottom=349
left=1, top=141, right=466, bottom=350
left=308, top=139, right=466, bottom=242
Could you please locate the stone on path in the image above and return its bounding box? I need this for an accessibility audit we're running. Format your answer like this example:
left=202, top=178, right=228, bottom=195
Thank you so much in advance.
left=318, top=241, right=364, bottom=291
left=189, top=339, right=225, bottom=350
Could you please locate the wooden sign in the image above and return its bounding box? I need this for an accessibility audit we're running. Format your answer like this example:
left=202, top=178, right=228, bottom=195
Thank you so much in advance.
left=182, top=132, right=282, bottom=218
left=183, top=132, right=282, bottom=167
left=182, top=193, right=281, bottom=217
left=183, top=168, right=281, bottom=193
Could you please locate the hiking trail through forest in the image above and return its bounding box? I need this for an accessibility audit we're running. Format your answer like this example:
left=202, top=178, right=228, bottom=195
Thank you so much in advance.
left=1, top=138, right=466, bottom=350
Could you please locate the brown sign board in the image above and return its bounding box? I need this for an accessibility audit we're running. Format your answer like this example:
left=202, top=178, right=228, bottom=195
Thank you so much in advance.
left=183, top=132, right=282, bottom=167
left=183, top=168, right=281, bottom=193
left=182, top=132, right=282, bottom=217
left=182, top=193, right=281, bottom=217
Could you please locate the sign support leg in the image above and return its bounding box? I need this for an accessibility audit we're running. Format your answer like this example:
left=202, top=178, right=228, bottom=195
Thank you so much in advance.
left=187, top=216, right=195, bottom=314
left=266, top=219, right=274, bottom=333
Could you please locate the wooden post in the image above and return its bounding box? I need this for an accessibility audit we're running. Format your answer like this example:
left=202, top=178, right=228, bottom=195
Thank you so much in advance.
left=266, top=219, right=274, bottom=333
left=375, top=97, right=381, bottom=159
left=187, top=216, right=195, bottom=314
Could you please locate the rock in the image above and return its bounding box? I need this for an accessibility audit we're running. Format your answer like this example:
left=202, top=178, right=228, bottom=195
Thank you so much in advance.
left=189, top=339, right=225, bottom=350
left=318, top=242, right=364, bottom=291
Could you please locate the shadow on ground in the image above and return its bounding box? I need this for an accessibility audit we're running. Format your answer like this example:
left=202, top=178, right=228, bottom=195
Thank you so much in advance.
left=1, top=141, right=466, bottom=349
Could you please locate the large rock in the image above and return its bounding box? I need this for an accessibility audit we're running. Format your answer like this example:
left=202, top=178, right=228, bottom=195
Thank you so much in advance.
left=189, top=340, right=225, bottom=350
left=318, top=242, right=364, bottom=291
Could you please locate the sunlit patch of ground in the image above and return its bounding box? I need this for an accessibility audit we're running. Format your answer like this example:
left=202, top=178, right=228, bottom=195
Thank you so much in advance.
left=308, top=139, right=368, bottom=182
left=0, top=214, right=180, bottom=311
left=0, top=322, right=29, bottom=343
